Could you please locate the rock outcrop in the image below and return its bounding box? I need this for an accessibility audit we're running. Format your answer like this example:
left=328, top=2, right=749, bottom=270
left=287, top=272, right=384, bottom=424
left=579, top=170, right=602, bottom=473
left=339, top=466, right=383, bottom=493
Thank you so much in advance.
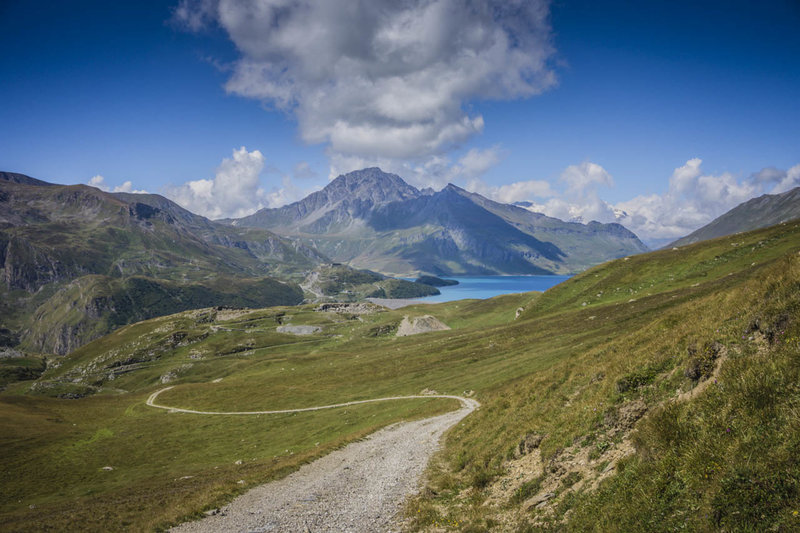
left=396, top=315, right=451, bottom=337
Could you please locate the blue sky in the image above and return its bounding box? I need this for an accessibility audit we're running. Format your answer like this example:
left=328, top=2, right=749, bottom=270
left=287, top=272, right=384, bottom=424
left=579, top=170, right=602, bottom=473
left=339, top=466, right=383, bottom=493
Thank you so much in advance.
left=1, top=0, right=798, bottom=245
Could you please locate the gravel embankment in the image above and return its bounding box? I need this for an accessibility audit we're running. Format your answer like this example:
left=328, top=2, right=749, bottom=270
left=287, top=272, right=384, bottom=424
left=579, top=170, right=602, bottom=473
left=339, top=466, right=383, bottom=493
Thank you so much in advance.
left=170, top=398, right=478, bottom=533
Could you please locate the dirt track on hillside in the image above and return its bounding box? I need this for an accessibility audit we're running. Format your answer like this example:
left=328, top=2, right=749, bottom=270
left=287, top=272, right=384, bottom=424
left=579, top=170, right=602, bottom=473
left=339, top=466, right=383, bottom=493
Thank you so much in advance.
left=147, top=389, right=478, bottom=532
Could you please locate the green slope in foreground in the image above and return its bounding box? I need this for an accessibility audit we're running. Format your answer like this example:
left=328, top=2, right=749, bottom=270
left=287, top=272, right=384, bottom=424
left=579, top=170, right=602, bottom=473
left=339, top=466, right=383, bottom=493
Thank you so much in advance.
left=1, top=221, right=800, bottom=531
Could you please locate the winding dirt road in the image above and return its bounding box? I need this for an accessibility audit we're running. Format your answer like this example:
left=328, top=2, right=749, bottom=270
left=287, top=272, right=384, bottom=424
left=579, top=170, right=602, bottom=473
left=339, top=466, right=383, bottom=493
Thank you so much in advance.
left=147, top=386, right=475, bottom=416
left=145, top=387, right=478, bottom=532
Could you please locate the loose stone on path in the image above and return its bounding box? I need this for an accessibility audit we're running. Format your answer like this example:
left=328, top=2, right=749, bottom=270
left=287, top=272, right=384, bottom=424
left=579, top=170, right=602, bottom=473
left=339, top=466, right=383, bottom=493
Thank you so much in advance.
left=170, top=399, right=477, bottom=533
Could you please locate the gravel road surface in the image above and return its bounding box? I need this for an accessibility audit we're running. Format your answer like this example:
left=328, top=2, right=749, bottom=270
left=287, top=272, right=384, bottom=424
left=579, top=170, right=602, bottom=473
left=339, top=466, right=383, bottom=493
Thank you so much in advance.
left=168, top=397, right=478, bottom=533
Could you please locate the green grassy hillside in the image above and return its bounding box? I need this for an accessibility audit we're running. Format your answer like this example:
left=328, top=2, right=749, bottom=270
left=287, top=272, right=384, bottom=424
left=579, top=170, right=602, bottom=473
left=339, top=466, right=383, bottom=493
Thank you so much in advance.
left=1, top=175, right=440, bottom=356
left=406, top=221, right=800, bottom=531
left=0, top=176, right=323, bottom=355
left=1, top=221, right=798, bottom=531
left=21, top=275, right=304, bottom=356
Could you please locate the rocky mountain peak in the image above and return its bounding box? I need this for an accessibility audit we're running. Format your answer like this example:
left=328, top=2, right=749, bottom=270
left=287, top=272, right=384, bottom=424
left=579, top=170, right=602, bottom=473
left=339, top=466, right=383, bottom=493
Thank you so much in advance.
left=227, top=166, right=650, bottom=275
left=324, top=167, right=420, bottom=204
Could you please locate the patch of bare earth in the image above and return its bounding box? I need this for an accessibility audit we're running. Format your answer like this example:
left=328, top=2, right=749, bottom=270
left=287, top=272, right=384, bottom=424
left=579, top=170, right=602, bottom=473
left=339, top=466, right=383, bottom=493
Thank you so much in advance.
left=396, top=316, right=450, bottom=337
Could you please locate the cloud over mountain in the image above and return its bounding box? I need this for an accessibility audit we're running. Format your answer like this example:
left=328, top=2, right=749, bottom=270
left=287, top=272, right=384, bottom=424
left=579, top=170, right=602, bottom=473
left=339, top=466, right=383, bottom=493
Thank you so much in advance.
left=751, top=164, right=800, bottom=195
left=511, top=162, right=619, bottom=225
left=616, top=158, right=761, bottom=243
left=174, top=0, right=556, bottom=162
left=502, top=159, right=800, bottom=246
left=87, top=175, right=148, bottom=194
left=164, top=146, right=269, bottom=219
left=162, top=147, right=324, bottom=219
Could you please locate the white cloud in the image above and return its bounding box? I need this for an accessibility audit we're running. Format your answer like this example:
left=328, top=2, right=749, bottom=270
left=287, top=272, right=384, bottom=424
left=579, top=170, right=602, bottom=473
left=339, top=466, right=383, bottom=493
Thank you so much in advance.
left=532, top=197, right=619, bottom=224
left=163, top=147, right=320, bottom=218
left=615, top=159, right=760, bottom=243
left=467, top=177, right=554, bottom=205
left=558, top=162, right=617, bottom=223
left=113, top=181, right=146, bottom=194
left=327, top=146, right=507, bottom=192
left=175, top=0, right=556, bottom=161
left=503, top=159, right=800, bottom=246
left=513, top=162, right=617, bottom=223
left=753, top=163, right=800, bottom=194
left=292, top=161, right=317, bottom=180
left=560, top=162, right=614, bottom=193
left=264, top=174, right=308, bottom=209
left=164, top=147, right=270, bottom=219
left=87, top=175, right=148, bottom=194
left=502, top=158, right=800, bottom=245
left=774, top=164, right=800, bottom=194
left=749, top=166, right=785, bottom=185
left=454, top=147, right=505, bottom=180
left=172, top=0, right=217, bottom=32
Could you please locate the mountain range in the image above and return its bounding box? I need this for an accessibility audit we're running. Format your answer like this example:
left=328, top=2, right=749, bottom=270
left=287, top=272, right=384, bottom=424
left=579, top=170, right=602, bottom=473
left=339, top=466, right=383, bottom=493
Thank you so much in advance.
left=5, top=210, right=799, bottom=531
left=227, top=168, right=649, bottom=276
left=0, top=171, right=329, bottom=354
left=0, top=167, right=656, bottom=356
left=669, top=186, right=800, bottom=248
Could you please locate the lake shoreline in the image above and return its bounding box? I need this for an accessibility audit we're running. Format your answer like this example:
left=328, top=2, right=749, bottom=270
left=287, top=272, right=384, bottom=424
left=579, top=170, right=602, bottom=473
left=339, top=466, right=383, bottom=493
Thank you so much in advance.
left=369, top=275, right=573, bottom=308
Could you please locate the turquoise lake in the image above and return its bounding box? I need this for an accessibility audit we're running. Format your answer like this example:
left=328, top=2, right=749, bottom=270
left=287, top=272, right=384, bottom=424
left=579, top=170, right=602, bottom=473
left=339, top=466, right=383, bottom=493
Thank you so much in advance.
left=409, top=275, right=572, bottom=303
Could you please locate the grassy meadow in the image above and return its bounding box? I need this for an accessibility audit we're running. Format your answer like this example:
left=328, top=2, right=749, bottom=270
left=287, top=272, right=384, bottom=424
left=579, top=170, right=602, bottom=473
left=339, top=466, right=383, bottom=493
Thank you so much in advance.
left=1, top=221, right=799, bottom=531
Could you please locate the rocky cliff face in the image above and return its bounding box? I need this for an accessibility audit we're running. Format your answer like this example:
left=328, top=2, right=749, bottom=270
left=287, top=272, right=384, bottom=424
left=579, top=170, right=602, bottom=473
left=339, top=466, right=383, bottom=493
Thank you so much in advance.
left=26, top=291, right=114, bottom=355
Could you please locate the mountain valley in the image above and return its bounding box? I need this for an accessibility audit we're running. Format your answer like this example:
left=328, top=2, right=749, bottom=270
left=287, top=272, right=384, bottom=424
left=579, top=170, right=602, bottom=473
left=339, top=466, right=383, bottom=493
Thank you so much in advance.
left=0, top=172, right=435, bottom=356
left=1, top=217, right=798, bottom=531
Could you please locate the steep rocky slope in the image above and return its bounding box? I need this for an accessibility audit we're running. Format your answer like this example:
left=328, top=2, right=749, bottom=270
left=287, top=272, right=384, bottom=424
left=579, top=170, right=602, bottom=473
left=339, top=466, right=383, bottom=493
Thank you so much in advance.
left=24, top=275, right=304, bottom=355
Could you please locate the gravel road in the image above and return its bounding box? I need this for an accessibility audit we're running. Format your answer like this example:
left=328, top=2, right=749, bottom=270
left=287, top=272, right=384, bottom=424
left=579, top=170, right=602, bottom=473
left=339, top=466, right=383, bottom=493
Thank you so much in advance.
left=167, top=396, right=478, bottom=533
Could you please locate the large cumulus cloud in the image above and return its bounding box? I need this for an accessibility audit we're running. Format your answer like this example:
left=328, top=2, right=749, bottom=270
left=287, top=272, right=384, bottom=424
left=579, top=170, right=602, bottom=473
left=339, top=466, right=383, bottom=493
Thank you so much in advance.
left=163, top=146, right=319, bottom=218
left=616, top=158, right=760, bottom=244
left=164, top=146, right=270, bottom=219
left=174, top=0, right=556, bottom=160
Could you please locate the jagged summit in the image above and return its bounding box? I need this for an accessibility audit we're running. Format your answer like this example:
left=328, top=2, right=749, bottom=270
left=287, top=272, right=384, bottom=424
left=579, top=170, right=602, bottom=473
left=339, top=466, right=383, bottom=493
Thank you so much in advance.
left=324, top=167, right=420, bottom=204
left=230, top=167, right=423, bottom=235
left=228, top=168, right=649, bottom=276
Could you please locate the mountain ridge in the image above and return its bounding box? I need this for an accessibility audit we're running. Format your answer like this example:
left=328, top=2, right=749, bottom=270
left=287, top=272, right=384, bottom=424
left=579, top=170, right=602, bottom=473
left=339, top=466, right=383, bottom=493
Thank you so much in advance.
left=0, top=171, right=443, bottom=354
left=228, top=167, right=649, bottom=276
left=0, top=173, right=322, bottom=354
